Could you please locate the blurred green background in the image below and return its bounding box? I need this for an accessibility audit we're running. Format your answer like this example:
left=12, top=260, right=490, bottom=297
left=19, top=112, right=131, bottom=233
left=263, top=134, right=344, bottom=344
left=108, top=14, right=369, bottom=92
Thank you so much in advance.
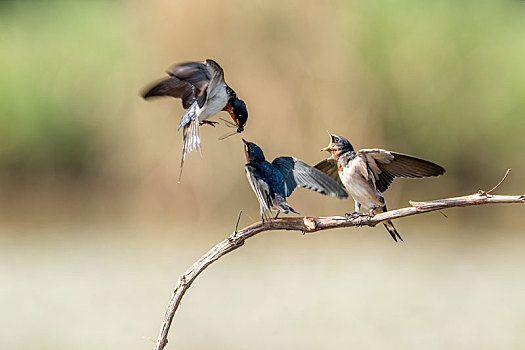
left=1, top=1, right=524, bottom=349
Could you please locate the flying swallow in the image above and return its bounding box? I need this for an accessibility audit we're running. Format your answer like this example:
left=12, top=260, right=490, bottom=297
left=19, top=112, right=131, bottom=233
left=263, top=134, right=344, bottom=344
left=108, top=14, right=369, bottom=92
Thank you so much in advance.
left=316, top=132, right=445, bottom=242
left=142, top=59, right=248, bottom=181
left=242, top=139, right=348, bottom=221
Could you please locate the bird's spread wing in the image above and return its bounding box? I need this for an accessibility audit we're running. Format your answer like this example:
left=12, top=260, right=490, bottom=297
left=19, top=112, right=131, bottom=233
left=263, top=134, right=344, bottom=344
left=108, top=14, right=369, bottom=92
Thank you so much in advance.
left=141, top=77, right=196, bottom=109
left=245, top=164, right=273, bottom=217
left=142, top=59, right=225, bottom=109
left=358, top=149, right=446, bottom=193
left=169, top=59, right=224, bottom=107
left=167, top=61, right=213, bottom=108
left=313, top=158, right=344, bottom=187
left=272, top=157, right=348, bottom=198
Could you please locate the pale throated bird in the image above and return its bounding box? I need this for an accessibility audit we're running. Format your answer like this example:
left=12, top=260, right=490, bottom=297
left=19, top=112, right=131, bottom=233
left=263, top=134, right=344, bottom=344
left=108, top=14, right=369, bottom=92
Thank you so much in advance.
left=316, top=132, right=445, bottom=242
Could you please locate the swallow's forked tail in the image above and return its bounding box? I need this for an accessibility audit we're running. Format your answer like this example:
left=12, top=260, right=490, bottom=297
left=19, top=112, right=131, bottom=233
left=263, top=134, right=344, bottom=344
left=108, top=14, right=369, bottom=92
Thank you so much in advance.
left=179, top=117, right=201, bottom=182
left=376, top=204, right=403, bottom=242
left=383, top=220, right=403, bottom=242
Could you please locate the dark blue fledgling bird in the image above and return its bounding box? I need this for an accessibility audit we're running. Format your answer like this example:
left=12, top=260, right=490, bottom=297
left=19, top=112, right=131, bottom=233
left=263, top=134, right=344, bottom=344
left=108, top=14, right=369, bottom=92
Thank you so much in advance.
left=142, top=59, right=248, bottom=181
left=316, top=132, right=445, bottom=242
left=242, top=139, right=348, bottom=220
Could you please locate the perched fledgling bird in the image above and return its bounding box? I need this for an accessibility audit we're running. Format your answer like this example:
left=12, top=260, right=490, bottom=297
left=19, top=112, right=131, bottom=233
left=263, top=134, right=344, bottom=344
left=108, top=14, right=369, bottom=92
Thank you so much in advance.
left=142, top=59, right=248, bottom=181
left=316, top=132, right=445, bottom=242
left=242, top=139, right=348, bottom=221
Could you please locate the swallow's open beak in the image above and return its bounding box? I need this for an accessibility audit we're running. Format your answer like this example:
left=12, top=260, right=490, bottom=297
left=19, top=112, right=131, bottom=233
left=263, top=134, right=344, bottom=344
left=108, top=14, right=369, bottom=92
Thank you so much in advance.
left=321, top=131, right=334, bottom=152
left=242, top=138, right=248, bottom=145
left=321, top=144, right=332, bottom=152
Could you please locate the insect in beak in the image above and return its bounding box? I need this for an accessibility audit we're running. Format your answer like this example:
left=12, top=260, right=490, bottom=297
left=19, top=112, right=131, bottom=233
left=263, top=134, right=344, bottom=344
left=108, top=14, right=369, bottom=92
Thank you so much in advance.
left=218, top=118, right=243, bottom=140
left=219, top=117, right=238, bottom=128
left=218, top=131, right=238, bottom=140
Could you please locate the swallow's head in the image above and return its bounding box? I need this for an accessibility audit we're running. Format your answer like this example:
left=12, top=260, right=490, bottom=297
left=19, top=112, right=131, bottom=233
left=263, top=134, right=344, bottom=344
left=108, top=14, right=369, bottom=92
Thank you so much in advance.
left=242, top=139, right=265, bottom=162
left=321, top=132, right=353, bottom=158
left=224, top=98, right=248, bottom=133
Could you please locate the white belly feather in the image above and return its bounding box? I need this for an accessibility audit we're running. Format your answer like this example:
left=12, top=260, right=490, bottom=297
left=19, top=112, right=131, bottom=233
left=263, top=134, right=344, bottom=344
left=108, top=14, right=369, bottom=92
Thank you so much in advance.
left=196, top=83, right=229, bottom=122
left=340, top=162, right=383, bottom=211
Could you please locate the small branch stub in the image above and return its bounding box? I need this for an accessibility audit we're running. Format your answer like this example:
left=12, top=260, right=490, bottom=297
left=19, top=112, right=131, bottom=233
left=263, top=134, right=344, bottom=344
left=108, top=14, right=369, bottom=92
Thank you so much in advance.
left=303, top=217, right=317, bottom=231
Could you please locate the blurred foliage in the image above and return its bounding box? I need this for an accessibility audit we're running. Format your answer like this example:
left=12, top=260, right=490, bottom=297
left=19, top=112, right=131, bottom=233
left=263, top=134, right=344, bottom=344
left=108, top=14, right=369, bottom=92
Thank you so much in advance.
left=0, top=0, right=522, bottom=177
left=0, top=0, right=522, bottom=221
left=340, top=0, right=525, bottom=185
left=0, top=0, right=136, bottom=174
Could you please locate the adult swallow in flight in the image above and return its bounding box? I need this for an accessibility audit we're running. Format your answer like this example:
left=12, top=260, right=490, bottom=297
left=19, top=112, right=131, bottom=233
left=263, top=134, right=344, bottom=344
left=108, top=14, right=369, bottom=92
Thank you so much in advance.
left=242, top=139, right=348, bottom=221
left=142, top=59, right=248, bottom=181
left=316, top=132, right=445, bottom=242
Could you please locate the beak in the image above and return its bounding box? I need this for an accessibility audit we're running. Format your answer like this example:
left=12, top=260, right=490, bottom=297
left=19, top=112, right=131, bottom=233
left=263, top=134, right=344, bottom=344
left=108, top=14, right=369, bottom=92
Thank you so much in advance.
left=242, top=138, right=247, bottom=145
left=321, top=131, right=334, bottom=152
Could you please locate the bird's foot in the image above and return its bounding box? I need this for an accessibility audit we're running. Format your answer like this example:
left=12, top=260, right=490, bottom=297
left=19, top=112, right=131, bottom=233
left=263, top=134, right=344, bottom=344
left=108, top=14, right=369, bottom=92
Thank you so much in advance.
left=199, top=120, right=219, bottom=127
left=345, top=212, right=361, bottom=220
left=346, top=212, right=367, bottom=227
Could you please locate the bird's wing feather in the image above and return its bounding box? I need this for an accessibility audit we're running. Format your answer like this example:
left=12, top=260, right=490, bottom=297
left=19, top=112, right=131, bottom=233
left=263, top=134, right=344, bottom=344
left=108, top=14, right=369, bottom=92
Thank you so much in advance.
left=245, top=164, right=273, bottom=217
left=167, top=61, right=213, bottom=108
left=272, top=157, right=348, bottom=198
left=205, top=59, right=225, bottom=80
left=143, top=60, right=225, bottom=109
left=141, top=77, right=196, bottom=109
left=167, top=62, right=211, bottom=91
left=313, top=158, right=344, bottom=187
left=358, top=149, right=446, bottom=193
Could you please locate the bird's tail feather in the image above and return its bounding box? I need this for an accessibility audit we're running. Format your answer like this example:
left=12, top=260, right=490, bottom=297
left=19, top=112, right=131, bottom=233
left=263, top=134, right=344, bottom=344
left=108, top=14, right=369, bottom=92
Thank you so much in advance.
left=383, top=220, right=403, bottom=242
left=375, top=204, right=403, bottom=242
left=178, top=101, right=198, bottom=130
left=179, top=118, right=201, bottom=182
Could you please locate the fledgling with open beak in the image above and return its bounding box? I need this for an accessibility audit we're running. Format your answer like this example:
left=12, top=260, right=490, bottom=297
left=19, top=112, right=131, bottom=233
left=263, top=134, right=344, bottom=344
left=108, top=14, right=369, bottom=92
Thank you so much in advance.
left=243, top=139, right=348, bottom=221
left=142, top=59, right=248, bottom=181
left=316, top=132, right=445, bottom=242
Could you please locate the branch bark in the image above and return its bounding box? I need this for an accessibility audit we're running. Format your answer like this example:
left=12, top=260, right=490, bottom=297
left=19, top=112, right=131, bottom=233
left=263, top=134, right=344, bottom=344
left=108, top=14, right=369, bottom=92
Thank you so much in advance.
left=153, top=189, right=524, bottom=350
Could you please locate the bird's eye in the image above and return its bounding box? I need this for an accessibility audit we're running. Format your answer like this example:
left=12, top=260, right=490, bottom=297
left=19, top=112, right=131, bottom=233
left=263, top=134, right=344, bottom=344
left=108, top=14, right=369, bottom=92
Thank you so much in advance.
left=249, top=146, right=253, bottom=152
left=334, top=137, right=340, bottom=142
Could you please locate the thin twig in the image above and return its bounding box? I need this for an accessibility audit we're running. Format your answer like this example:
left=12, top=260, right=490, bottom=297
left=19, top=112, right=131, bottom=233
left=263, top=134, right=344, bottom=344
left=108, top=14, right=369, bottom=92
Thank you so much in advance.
left=234, top=210, right=243, bottom=232
left=153, top=189, right=524, bottom=350
left=231, top=210, right=243, bottom=239
left=142, top=336, right=156, bottom=344
left=486, top=168, right=511, bottom=194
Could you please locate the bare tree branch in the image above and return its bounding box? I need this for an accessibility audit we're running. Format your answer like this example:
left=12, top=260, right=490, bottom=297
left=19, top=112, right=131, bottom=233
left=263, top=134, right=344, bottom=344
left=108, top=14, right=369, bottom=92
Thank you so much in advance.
left=153, top=186, right=524, bottom=350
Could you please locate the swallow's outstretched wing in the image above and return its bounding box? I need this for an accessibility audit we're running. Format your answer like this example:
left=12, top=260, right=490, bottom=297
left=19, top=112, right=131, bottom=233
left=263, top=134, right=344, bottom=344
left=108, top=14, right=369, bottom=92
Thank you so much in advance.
left=313, top=158, right=344, bottom=187
left=142, top=59, right=224, bottom=109
left=142, top=73, right=198, bottom=109
left=272, top=157, right=348, bottom=198
left=357, top=149, right=445, bottom=193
